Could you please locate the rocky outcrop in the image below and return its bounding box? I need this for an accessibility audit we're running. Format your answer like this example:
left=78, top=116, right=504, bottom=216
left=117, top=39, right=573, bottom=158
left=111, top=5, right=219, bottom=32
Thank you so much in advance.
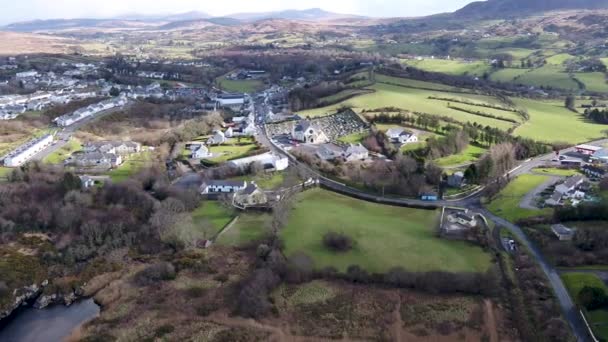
left=0, top=281, right=45, bottom=320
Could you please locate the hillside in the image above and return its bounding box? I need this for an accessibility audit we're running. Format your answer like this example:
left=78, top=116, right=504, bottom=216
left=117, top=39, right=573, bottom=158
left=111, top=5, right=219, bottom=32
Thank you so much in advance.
left=455, top=0, right=608, bottom=18
left=213, top=8, right=362, bottom=22
left=0, top=31, right=78, bottom=55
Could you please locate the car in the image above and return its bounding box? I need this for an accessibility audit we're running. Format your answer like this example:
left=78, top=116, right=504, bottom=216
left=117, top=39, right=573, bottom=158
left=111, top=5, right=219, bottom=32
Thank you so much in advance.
left=559, top=155, right=566, bottom=161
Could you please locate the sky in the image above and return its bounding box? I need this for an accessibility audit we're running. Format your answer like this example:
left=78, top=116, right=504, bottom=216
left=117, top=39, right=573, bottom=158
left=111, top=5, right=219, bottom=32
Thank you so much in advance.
left=0, top=0, right=477, bottom=25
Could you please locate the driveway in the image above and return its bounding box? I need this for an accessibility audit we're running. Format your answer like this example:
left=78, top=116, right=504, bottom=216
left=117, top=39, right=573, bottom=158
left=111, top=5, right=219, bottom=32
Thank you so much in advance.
left=519, top=176, right=560, bottom=210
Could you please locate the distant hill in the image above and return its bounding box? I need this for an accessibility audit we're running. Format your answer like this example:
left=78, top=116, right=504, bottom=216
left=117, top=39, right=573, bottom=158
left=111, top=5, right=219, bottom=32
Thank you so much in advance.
left=227, top=8, right=363, bottom=22
left=454, top=0, right=608, bottom=18
left=2, top=18, right=156, bottom=32
left=158, top=17, right=241, bottom=30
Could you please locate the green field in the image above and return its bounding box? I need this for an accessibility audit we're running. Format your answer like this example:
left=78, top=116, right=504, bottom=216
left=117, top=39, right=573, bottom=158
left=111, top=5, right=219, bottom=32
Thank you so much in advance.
left=205, top=139, right=260, bottom=164
left=561, top=272, right=608, bottom=341
left=489, top=68, right=532, bottom=83
left=191, top=202, right=234, bottom=239
left=486, top=174, right=553, bottom=222
left=280, top=189, right=492, bottom=273
left=299, top=83, right=515, bottom=131
left=108, top=151, right=152, bottom=183
left=216, top=73, right=264, bottom=93
left=546, top=53, right=575, bottom=65
left=514, top=65, right=579, bottom=91
left=533, top=168, right=580, bottom=177
left=574, top=72, right=608, bottom=93
left=42, top=139, right=82, bottom=164
left=0, top=167, right=12, bottom=180
left=404, top=59, right=492, bottom=76
left=231, top=172, right=285, bottom=190
left=216, top=213, right=271, bottom=246
left=513, top=98, right=606, bottom=143
left=435, top=144, right=487, bottom=167
left=337, top=132, right=368, bottom=144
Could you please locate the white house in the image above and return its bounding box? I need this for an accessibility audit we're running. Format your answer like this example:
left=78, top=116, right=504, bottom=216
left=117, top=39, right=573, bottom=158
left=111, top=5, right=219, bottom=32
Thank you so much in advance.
left=386, top=128, right=418, bottom=144
left=344, top=144, right=369, bottom=162
left=200, top=180, right=247, bottom=194
left=217, top=94, right=245, bottom=110
left=447, top=211, right=478, bottom=228
left=225, top=127, right=234, bottom=138
left=555, top=175, right=584, bottom=195
left=3, top=134, right=54, bottom=167
left=55, top=97, right=127, bottom=127
left=208, top=131, right=227, bottom=145
left=191, top=145, right=211, bottom=159
left=67, top=152, right=123, bottom=168
left=292, top=120, right=328, bottom=144
left=79, top=175, right=96, bottom=188
left=228, top=152, right=289, bottom=172
left=83, top=141, right=141, bottom=155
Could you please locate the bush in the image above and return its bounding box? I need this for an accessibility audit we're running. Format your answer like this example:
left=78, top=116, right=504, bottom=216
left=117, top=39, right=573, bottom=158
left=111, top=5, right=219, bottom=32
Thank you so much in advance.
left=196, top=302, right=219, bottom=317
left=185, top=286, right=207, bottom=298
left=133, top=262, right=176, bottom=287
left=322, top=232, right=354, bottom=252
left=579, top=286, right=608, bottom=311
left=154, top=324, right=175, bottom=338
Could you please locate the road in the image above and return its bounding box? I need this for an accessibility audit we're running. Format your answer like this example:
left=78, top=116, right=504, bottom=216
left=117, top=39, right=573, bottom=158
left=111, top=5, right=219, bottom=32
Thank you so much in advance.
left=253, top=98, right=599, bottom=341
left=31, top=103, right=130, bottom=162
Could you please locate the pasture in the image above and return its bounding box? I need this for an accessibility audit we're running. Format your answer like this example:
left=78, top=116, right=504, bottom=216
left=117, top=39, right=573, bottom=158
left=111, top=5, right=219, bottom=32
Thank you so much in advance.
left=191, top=202, right=234, bottom=239
left=434, top=144, right=487, bottom=167
left=280, top=189, right=492, bottom=273
left=561, top=272, right=608, bottom=341
left=404, top=59, right=492, bottom=76
left=216, top=213, right=272, bottom=246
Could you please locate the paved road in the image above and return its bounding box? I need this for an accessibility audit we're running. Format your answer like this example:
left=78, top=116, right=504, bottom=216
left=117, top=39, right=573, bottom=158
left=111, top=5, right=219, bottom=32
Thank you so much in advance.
left=31, top=103, right=130, bottom=162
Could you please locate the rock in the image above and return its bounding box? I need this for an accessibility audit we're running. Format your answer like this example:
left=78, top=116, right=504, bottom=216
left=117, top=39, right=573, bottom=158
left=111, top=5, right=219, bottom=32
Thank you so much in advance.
left=63, top=292, right=77, bottom=306
left=0, top=283, right=41, bottom=320
left=33, top=293, right=57, bottom=309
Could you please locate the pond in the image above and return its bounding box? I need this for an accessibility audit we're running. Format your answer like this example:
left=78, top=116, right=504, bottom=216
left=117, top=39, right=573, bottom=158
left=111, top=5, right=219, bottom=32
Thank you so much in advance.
left=0, top=298, right=100, bottom=342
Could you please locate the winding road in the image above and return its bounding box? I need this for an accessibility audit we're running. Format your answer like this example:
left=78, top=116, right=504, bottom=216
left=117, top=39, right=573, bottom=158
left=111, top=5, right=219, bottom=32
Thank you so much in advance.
left=253, top=98, right=607, bottom=341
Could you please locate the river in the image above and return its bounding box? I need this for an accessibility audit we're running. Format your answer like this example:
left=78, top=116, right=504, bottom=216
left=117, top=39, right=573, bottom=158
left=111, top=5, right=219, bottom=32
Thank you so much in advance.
left=0, top=298, right=100, bottom=342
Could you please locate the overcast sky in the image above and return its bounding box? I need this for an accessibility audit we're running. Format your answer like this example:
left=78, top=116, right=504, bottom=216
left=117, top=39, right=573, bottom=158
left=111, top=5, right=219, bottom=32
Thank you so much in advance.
left=1, top=0, right=477, bottom=24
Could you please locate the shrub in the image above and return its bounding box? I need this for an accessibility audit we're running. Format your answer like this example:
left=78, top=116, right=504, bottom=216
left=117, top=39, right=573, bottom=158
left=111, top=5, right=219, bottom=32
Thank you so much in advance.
left=322, top=232, right=354, bottom=252
left=579, top=286, right=608, bottom=310
left=133, top=262, right=176, bottom=287
left=196, top=302, right=219, bottom=317
left=185, top=286, right=207, bottom=298
left=154, top=324, right=175, bottom=338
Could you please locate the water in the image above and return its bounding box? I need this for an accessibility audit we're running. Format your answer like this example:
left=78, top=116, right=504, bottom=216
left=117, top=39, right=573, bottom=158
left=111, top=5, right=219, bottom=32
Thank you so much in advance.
left=0, top=298, right=100, bottom=342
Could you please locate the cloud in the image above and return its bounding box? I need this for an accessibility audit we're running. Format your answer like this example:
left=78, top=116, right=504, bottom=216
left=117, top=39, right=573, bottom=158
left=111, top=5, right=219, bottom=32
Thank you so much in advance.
left=0, top=0, right=476, bottom=24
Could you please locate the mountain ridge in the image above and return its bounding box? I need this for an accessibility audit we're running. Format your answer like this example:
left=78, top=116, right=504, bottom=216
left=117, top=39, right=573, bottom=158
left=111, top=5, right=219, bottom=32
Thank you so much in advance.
left=454, top=0, right=608, bottom=18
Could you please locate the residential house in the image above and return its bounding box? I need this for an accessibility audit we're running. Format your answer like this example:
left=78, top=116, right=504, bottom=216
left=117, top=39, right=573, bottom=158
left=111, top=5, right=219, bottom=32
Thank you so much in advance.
left=555, top=175, right=584, bottom=195
left=83, top=141, right=141, bottom=156
left=67, top=152, right=122, bottom=168
left=79, top=176, right=96, bottom=188
left=447, top=172, right=465, bottom=188
left=591, top=148, right=608, bottom=163
left=316, top=144, right=344, bottom=161
left=217, top=94, right=245, bottom=110
left=386, top=128, right=418, bottom=144
left=2, top=134, right=54, bottom=167
left=200, top=180, right=247, bottom=194
left=545, top=192, right=563, bottom=207
left=234, top=183, right=268, bottom=207
left=344, top=144, right=369, bottom=162
left=447, top=211, right=478, bottom=228
left=551, top=224, right=575, bottom=241
left=225, top=127, right=234, bottom=138
left=191, top=145, right=211, bottom=159
left=228, top=152, right=288, bottom=172
left=292, top=120, right=328, bottom=144
left=208, top=131, right=227, bottom=145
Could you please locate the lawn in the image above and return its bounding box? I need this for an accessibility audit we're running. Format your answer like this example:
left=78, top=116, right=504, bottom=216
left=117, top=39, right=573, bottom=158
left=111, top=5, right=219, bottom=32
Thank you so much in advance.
left=205, top=140, right=260, bottom=164
left=42, top=138, right=82, bottom=164
left=216, top=213, right=271, bottom=246
left=0, top=167, right=12, bottom=180
left=280, top=189, right=492, bottom=273
left=561, top=272, right=608, bottom=341
left=108, top=151, right=152, bottom=183
left=191, top=202, right=235, bottom=240
left=486, top=174, right=553, bottom=222
left=434, top=144, right=487, bottom=167
left=533, top=168, right=580, bottom=177
left=337, top=131, right=368, bottom=144
left=231, top=172, right=285, bottom=190
left=513, top=98, right=607, bottom=143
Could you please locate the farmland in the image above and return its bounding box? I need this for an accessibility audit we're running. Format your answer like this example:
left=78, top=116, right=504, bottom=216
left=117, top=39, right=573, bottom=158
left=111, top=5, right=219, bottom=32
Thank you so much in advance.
left=191, top=202, right=234, bottom=240
left=434, top=144, right=487, bottom=167
left=403, top=58, right=492, bottom=76
left=280, top=189, right=492, bottom=274
left=216, top=213, right=271, bottom=246
left=486, top=174, right=553, bottom=222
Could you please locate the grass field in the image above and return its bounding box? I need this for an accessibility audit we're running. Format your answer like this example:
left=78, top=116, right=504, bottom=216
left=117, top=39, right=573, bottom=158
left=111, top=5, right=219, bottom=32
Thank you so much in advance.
left=0, top=167, right=12, bottom=180
left=299, top=83, right=515, bottom=131
left=231, top=172, right=285, bottom=190
left=532, top=168, right=580, bottom=177
left=514, top=65, right=579, bottom=91
left=489, top=68, right=532, bottom=83
left=108, top=151, right=152, bottom=183
left=280, top=189, right=492, bottom=273
left=216, top=213, right=271, bottom=246
left=42, top=139, right=82, bottom=164
left=191, top=202, right=234, bottom=240
left=337, top=132, right=368, bottom=144
left=513, top=98, right=607, bottom=143
left=486, top=174, right=553, bottom=222
left=574, top=72, right=608, bottom=93
left=205, top=140, right=260, bottom=164
left=561, top=272, right=608, bottom=341
left=215, top=73, right=264, bottom=93
left=435, top=144, right=487, bottom=167
left=404, top=59, right=492, bottom=76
